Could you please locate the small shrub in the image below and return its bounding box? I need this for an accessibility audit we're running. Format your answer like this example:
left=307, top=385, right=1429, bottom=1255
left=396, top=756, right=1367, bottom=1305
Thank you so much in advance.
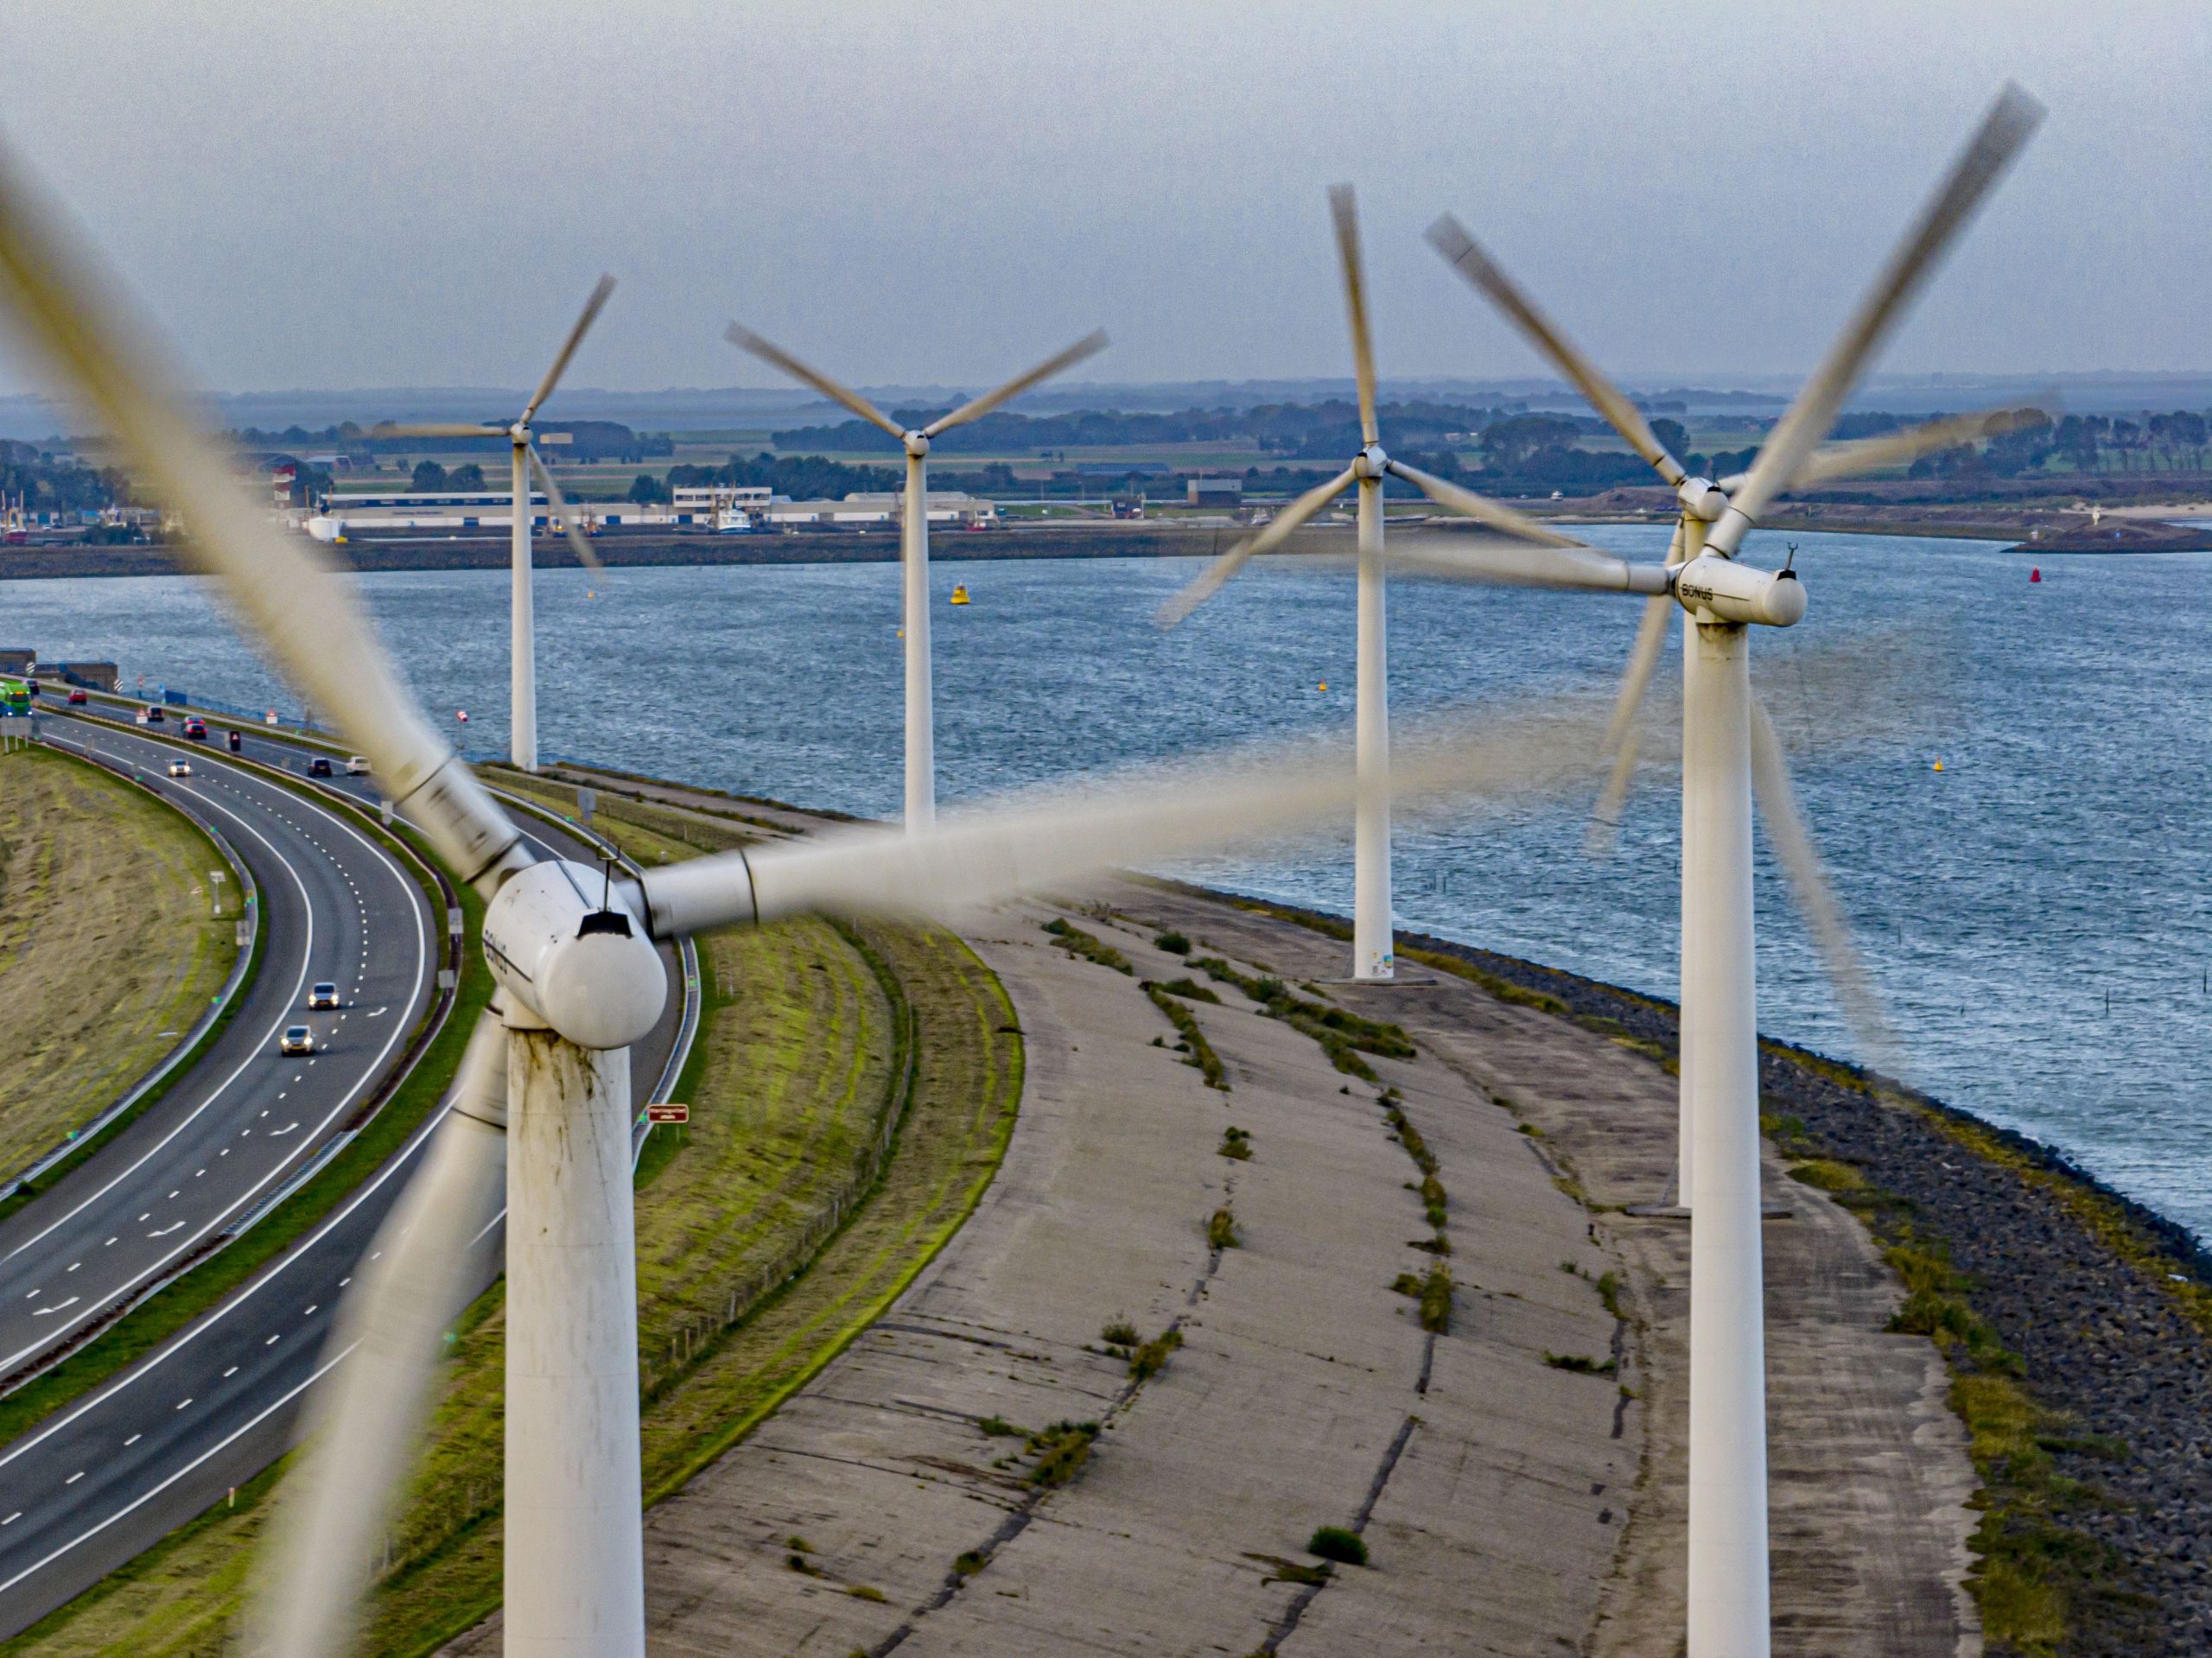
left=1155, top=976, right=1221, bottom=1003
left=787, top=1553, right=821, bottom=1575
left=1142, top=982, right=1228, bottom=1089
left=1307, top=1526, right=1368, bottom=1566
left=1206, top=1206, right=1240, bottom=1250
left=848, top=1585, right=887, bottom=1603
left=1218, top=1125, right=1253, bottom=1160
left=1101, top=1318, right=1140, bottom=1348
left=786, top=1534, right=812, bottom=1553
left=1043, top=918, right=1133, bottom=975
left=1154, top=930, right=1190, bottom=954
left=1390, top=1272, right=1422, bottom=1298
left=1128, top=1326, right=1184, bottom=1381
left=952, top=1549, right=987, bottom=1576
left=1596, top=1270, right=1623, bottom=1319
left=1417, top=1264, right=1452, bottom=1334
left=1027, top=1420, right=1100, bottom=1487
left=978, top=1414, right=1024, bottom=1438
left=1543, top=1351, right=1617, bottom=1376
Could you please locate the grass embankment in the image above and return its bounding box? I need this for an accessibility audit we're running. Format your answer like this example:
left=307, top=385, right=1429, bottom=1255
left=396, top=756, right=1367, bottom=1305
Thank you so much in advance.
left=0, top=745, right=237, bottom=1177
left=10, top=785, right=1023, bottom=1658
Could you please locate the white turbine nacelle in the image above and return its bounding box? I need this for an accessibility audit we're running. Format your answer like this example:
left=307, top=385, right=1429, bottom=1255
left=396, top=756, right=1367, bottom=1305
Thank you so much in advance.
left=1352, top=441, right=1389, bottom=480
left=903, top=429, right=930, bottom=459
left=1675, top=476, right=1729, bottom=521
left=1672, top=554, right=1807, bottom=629
left=482, top=859, right=666, bottom=1050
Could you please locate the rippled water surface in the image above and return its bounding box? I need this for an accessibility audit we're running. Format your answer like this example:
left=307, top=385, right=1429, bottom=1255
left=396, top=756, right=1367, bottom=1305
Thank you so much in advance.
left=10, top=528, right=2212, bottom=1234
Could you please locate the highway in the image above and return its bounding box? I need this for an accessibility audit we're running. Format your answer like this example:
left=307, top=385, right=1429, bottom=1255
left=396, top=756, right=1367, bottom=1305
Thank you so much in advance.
left=0, top=714, right=436, bottom=1382
left=0, top=701, right=687, bottom=1635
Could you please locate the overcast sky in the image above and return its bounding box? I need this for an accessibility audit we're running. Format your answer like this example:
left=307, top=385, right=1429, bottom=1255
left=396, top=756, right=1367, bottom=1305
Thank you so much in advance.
left=0, top=1, right=2203, bottom=397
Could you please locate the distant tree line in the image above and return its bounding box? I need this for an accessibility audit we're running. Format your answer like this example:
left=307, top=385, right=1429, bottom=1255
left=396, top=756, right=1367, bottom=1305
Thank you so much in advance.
left=232, top=420, right=674, bottom=464
left=0, top=438, right=126, bottom=512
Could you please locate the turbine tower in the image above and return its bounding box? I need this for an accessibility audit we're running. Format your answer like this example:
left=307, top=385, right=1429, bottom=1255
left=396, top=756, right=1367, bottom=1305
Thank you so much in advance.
left=380, top=276, right=616, bottom=772
left=726, top=321, right=1108, bottom=829
left=1158, top=185, right=1581, bottom=980
left=1392, top=84, right=2039, bottom=1657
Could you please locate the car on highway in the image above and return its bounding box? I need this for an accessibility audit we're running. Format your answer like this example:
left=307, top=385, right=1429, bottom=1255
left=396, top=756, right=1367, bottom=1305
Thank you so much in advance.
left=66, top=688, right=86, bottom=705
left=226, top=728, right=242, bottom=751
left=182, top=716, right=207, bottom=740
left=346, top=755, right=372, bottom=776
left=308, top=756, right=334, bottom=777
left=166, top=758, right=192, bottom=778
left=279, top=1025, right=315, bottom=1056
left=308, top=981, right=340, bottom=1010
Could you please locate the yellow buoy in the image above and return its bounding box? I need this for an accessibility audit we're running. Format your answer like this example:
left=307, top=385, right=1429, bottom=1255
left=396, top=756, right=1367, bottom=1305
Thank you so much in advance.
left=950, top=583, right=970, bottom=606
left=1932, top=759, right=1944, bottom=772
left=1318, top=681, right=1328, bottom=691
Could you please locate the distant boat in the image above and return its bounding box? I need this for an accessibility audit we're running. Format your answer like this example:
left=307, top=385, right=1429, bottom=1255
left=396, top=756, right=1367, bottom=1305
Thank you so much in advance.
left=950, top=584, right=971, bottom=606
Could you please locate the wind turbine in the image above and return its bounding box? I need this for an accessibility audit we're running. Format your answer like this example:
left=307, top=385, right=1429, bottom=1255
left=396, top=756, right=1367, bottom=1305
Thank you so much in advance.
left=0, top=152, right=1604, bottom=1658
left=1389, top=85, right=2040, bottom=1656
left=1156, top=184, right=1583, bottom=981
left=377, top=276, right=616, bottom=773
left=725, top=321, right=1108, bottom=829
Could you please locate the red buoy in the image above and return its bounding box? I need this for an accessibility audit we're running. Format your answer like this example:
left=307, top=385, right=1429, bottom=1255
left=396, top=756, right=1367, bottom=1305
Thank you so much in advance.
left=2030, top=568, right=2042, bottom=582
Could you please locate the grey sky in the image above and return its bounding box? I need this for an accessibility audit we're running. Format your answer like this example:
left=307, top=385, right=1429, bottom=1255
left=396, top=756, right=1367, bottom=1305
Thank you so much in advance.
left=0, top=0, right=2203, bottom=397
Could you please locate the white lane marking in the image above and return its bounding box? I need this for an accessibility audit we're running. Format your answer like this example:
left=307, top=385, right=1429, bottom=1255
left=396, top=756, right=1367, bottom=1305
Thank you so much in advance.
left=303, top=1305, right=317, bottom=1317
left=21, top=1291, right=34, bottom=1300
left=147, top=1223, right=183, bottom=1238
left=0, top=722, right=431, bottom=1372
left=31, top=1298, right=79, bottom=1317
left=2, top=1513, right=18, bottom=1524
left=103, top=1238, right=116, bottom=1248
left=65, top=1262, right=79, bottom=1273
left=223, top=1366, right=238, bottom=1377
left=269, top=1121, right=298, bottom=1137
left=64, top=1471, right=82, bottom=1485
left=174, top=1398, right=192, bottom=1411
left=0, top=1349, right=348, bottom=1598
left=264, top=1333, right=279, bottom=1345
left=122, top=1434, right=139, bottom=1446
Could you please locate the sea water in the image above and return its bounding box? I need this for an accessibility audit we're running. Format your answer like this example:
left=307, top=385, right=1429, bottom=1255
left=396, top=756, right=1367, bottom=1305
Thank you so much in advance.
left=9, top=527, right=2212, bottom=1236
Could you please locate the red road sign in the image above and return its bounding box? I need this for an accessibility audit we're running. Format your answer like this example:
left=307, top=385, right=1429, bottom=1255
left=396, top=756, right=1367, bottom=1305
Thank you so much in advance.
left=646, top=1103, right=690, bottom=1125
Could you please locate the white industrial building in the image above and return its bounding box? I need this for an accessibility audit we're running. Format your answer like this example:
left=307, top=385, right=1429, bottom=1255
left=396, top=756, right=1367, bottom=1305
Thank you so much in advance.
left=304, top=485, right=998, bottom=541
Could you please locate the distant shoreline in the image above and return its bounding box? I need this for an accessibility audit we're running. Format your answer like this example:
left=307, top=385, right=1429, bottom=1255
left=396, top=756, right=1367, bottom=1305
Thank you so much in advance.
left=3, top=504, right=2208, bottom=581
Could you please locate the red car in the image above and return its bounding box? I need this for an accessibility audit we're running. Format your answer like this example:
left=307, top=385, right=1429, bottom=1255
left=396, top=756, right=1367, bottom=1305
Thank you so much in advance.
left=182, top=717, right=207, bottom=740
left=66, top=689, right=86, bottom=705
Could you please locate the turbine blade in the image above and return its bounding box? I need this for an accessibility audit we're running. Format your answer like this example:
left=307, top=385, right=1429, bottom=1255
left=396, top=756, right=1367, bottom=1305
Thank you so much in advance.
left=0, top=137, right=524, bottom=890
left=1384, top=531, right=1670, bottom=595
left=1425, top=213, right=1686, bottom=487
left=1750, top=696, right=1903, bottom=1077
left=527, top=444, right=604, bottom=573
left=726, top=323, right=903, bottom=438
left=638, top=700, right=1615, bottom=938
left=1731, top=405, right=2034, bottom=494
left=1328, top=184, right=1378, bottom=447
left=921, top=329, right=1109, bottom=438
left=246, top=1012, right=509, bottom=1658
left=1383, top=457, right=1592, bottom=548
left=1154, top=465, right=1357, bottom=628
left=1584, top=594, right=1675, bottom=856
left=1715, top=85, right=2043, bottom=549
left=521, top=273, right=615, bottom=424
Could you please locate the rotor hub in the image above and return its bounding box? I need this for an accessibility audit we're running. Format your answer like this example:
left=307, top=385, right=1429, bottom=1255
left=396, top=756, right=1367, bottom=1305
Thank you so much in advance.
left=1353, top=442, right=1389, bottom=481
left=510, top=421, right=530, bottom=444
left=904, top=430, right=931, bottom=459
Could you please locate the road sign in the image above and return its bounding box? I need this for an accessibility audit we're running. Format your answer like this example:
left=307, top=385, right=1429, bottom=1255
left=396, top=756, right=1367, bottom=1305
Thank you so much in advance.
left=646, top=1103, right=689, bottom=1125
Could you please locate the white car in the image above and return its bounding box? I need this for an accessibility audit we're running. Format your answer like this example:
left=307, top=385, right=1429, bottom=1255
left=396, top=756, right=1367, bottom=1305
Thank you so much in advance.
left=279, top=1025, right=315, bottom=1055
left=346, top=755, right=372, bottom=777
left=167, top=758, right=192, bottom=778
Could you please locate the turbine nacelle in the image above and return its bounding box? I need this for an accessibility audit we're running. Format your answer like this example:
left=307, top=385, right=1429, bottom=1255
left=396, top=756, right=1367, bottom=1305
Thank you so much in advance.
left=1675, top=476, right=1729, bottom=522
left=482, top=859, right=666, bottom=1050
left=903, top=429, right=931, bottom=459
left=1672, top=553, right=1806, bottom=629
left=1352, top=441, right=1389, bottom=481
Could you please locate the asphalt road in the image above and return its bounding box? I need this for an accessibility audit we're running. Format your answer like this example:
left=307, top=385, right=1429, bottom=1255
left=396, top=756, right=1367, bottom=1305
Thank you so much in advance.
left=0, top=702, right=686, bottom=1636
left=0, top=714, right=435, bottom=1382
